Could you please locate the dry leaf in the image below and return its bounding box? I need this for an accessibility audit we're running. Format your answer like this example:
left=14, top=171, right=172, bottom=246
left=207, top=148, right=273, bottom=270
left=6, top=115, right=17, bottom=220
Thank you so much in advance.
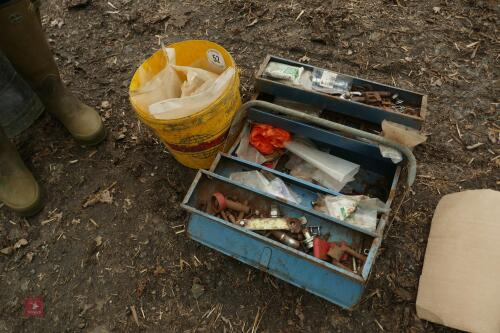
left=83, top=189, right=113, bottom=208
left=488, top=128, right=498, bottom=144
left=1, top=247, right=13, bottom=255
left=41, top=210, right=63, bottom=225
left=136, top=278, right=148, bottom=298
left=246, top=18, right=258, bottom=27
left=14, top=238, right=28, bottom=249
left=26, top=252, right=35, bottom=262
left=130, top=305, right=139, bottom=326
left=298, top=55, right=310, bottom=63
left=153, top=265, right=166, bottom=277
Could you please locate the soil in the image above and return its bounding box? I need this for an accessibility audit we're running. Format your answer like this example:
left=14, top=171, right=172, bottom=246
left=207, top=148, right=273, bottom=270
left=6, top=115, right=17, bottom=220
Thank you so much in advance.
left=1, top=0, right=498, bottom=332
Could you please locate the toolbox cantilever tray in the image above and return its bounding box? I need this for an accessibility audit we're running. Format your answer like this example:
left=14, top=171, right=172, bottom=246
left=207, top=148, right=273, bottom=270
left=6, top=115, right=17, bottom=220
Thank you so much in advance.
left=182, top=56, right=425, bottom=309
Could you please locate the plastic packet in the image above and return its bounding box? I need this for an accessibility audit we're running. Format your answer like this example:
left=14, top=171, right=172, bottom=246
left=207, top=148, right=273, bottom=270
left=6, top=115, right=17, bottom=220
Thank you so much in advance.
left=286, top=155, right=352, bottom=191
left=311, top=68, right=352, bottom=95
left=171, top=65, right=218, bottom=97
left=346, top=205, right=377, bottom=232
left=379, top=144, right=403, bottom=164
left=285, top=140, right=359, bottom=184
left=264, top=62, right=304, bottom=85
left=235, top=126, right=268, bottom=164
left=323, top=195, right=358, bottom=221
left=149, top=66, right=235, bottom=120
left=287, top=156, right=315, bottom=182
left=316, top=195, right=388, bottom=232
left=130, top=48, right=181, bottom=111
left=268, top=177, right=302, bottom=204
left=229, top=171, right=300, bottom=204
left=229, top=170, right=270, bottom=192
left=312, top=169, right=353, bottom=192
left=345, top=195, right=388, bottom=233
left=130, top=46, right=235, bottom=121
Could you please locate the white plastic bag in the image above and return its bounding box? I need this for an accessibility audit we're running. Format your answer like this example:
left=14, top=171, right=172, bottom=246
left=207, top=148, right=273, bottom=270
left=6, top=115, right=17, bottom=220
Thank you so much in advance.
left=319, top=195, right=389, bottom=233
left=130, top=47, right=235, bottom=121
left=229, top=170, right=300, bottom=204
left=130, top=48, right=181, bottom=111
left=149, top=66, right=235, bottom=120
left=312, top=169, right=353, bottom=192
left=172, top=65, right=218, bottom=97
left=285, top=140, right=360, bottom=184
left=286, top=155, right=353, bottom=192
left=323, top=195, right=358, bottom=221
left=379, top=144, right=403, bottom=164
left=229, top=170, right=270, bottom=192
left=268, top=177, right=302, bottom=204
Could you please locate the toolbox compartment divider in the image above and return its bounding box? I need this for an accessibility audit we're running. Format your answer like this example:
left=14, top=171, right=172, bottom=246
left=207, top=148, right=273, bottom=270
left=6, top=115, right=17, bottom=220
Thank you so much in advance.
left=194, top=169, right=378, bottom=238
left=211, top=153, right=341, bottom=196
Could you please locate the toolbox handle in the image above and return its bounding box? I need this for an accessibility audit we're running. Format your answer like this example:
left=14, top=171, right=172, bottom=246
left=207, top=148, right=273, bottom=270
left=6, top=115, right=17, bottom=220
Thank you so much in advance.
left=225, top=100, right=416, bottom=187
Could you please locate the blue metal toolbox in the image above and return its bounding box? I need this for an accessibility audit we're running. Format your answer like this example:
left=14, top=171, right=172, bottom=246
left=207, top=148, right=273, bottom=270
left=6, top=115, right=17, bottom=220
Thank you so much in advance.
left=182, top=108, right=400, bottom=309
left=255, top=55, right=427, bottom=130
left=182, top=56, right=427, bottom=309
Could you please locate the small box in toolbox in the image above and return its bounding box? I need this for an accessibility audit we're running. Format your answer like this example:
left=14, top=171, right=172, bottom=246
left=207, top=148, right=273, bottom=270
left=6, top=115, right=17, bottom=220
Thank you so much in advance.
left=255, top=55, right=427, bottom=130
left=182, top=108, right=402, bottom=309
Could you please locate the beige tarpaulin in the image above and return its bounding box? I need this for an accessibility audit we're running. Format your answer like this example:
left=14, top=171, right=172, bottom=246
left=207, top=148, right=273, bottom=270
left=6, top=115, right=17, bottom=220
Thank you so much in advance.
left=416, top=189, right=500, bottom=333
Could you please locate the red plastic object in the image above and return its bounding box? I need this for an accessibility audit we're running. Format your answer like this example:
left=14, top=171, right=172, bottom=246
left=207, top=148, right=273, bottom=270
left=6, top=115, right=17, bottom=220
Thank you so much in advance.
left=249, top=124, right=291, bottom=155
left=212, top=192, right=227, bottom=212
left=313, top=238, right=332, bottom=260
left=314, top=239, right=349, bottom=261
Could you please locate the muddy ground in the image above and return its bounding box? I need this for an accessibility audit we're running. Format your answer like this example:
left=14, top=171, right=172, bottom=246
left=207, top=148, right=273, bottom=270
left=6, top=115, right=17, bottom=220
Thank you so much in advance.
left=1, top=0, right=498, bottom=332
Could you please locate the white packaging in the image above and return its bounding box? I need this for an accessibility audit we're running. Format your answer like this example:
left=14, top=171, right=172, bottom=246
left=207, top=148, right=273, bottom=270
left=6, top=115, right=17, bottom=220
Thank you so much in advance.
left=379, top=144, right=403, bottom=164
left=264, top=62, right=304, bottom=85
left=320, top=195, right=389, bottom=233
left=149, top=66, right=234, bottom=120
left=130, top=47, right=235, bottom=121
left=285, top=140, right=360, bottom=184
left=229, top=170, right=300, bottom=204
left=286, top=154, right=352, bottom=192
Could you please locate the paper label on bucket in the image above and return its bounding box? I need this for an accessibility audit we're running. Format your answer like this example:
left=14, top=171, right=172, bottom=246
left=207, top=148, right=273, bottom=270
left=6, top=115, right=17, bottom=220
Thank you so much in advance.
left=207, top=49, right=225, bottom=68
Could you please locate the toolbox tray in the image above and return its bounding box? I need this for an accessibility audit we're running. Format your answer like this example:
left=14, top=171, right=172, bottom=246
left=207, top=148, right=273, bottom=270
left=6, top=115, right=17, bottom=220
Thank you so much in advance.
left=233, top=108, right=399, bottom=202
left=255, top=55, right=427, bottom=130
left=183, top=171, right=375, bottom=308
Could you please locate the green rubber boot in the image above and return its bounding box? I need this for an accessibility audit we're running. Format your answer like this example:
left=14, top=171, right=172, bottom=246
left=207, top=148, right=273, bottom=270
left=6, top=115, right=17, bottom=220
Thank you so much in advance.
left=0, top=128, right=42, bottom=216
left=0, top=0, right=105, bottom=145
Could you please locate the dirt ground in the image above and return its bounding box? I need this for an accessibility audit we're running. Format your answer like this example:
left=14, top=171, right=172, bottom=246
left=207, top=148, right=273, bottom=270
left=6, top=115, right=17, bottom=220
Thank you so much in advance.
left=1, top=0, right=498, bottom=332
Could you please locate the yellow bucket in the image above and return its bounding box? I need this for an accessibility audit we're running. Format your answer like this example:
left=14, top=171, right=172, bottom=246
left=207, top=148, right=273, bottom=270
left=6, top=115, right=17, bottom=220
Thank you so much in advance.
left=129, top=40, right=241, bottom=169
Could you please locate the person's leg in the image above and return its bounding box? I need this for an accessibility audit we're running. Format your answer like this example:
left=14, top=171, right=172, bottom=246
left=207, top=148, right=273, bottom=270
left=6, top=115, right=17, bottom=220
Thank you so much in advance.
left=0, top=0, right=105, bottom=145
left=0, top=49, right=44, bottom=138
left=0, top=126, right=42, bottom=216
left=0, top=47, right=43, bottom=216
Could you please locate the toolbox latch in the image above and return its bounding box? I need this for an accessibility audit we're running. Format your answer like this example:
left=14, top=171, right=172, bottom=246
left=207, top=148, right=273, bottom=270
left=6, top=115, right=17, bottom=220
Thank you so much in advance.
left=259, top=247, right=272, bottom=269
